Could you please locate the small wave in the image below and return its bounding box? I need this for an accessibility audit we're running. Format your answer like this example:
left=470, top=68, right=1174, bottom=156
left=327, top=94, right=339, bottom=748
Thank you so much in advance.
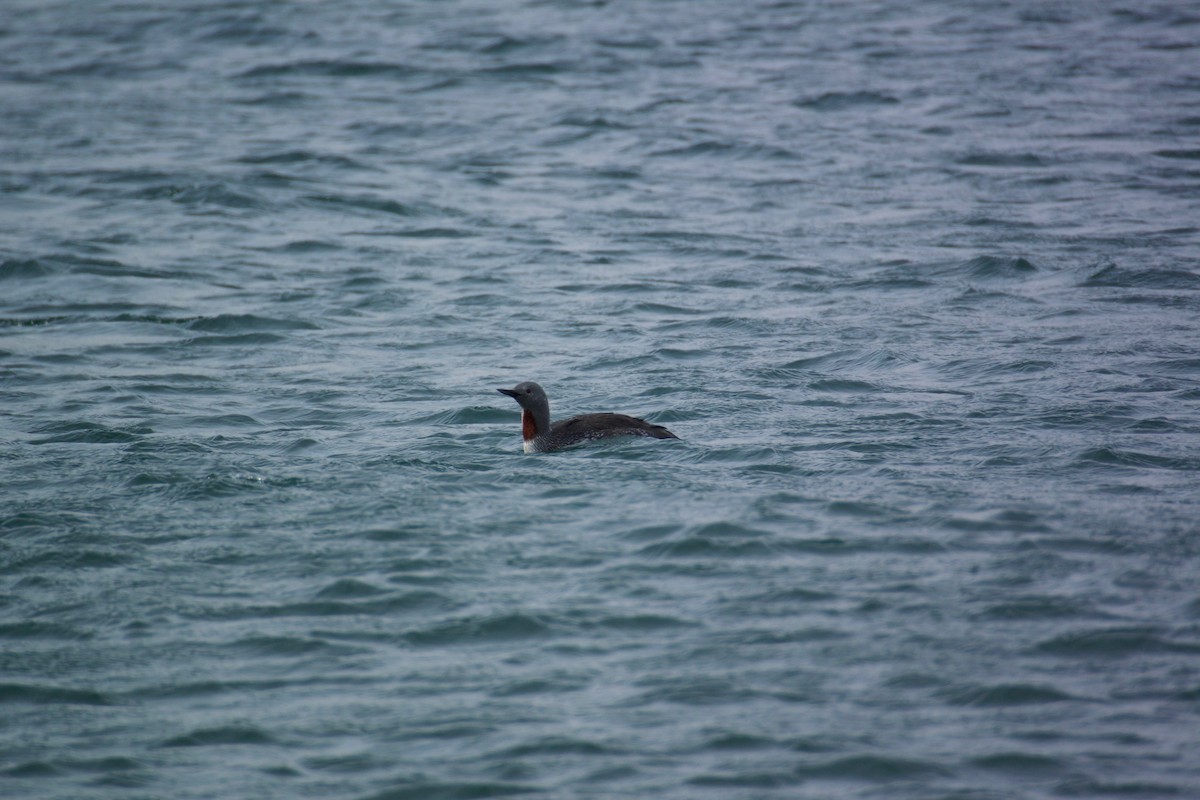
left=650, top=139, right=800, bottom=161
left=237, top=59, right=419, bottom=80
left=1, top=510, right=99, bottom=535
left=236, top=90, right=312, bottom=106
left=1053, top=777, right=1188, bottom=796
left=704, top=732, right=783, bottom=751
left=404, top=612, right=556, bottom=646
left=1083, top=262, right=1200, bottom=290
left=315, top=578, right=389, bottom=599
left=1155, top=148, right=1200, bottom=160
left=977, top=595, right=1100, bottom=620
left=301, top=752, right=380, bottom=773
left=358, top=781, right=539, bottom=800
left=2, top=761, right=60, bottom=778
left=301, top=193, right=432, bottom=217
left=187, top=313, right=319, bottom=333
left=236, top=149, right=366, bottom=169
left=1128, top=416, right=1178, bottom=431
left=0, top=314, right=72, bottom=328
left=129, top=679, right=295, bottom=701
left=725, top=627, right=848, bottom=646
left=826, top=499, right=905, bottom=519
left=938, top=683, right=1076, bottom=706
left=46, top=58, right=180, bottom=81
left=2, top=253, right=154, bottom=280
left=781, top=347, right=915, bottom=373
left=488, top=675, right=591, bottom=697
left=388, top=226, right=475, bottom=239
left=628, top=675, right=754, bottom=707
left=192, top=413, right=261, bottom=428
left=190, top=590, right=451, bottom=621
left=552, top=112, right=632, bottom=131
left=956, top=151, right=1048, bottom=168
left=1036, top=626, right=1200, bottom=658
left=227, top=635, right=355, bottom=658
left=793, top=754, right=949, bottom=781
left=936, top=355, right=1053, bottom=382
left=687, top=771, right=797, bottom=789
left=281, top=437, right=320, bottom=453
left=941, top=508, right=1052, bottom=533
left=1074, top=447, right=1197, bottom=471
left=128, top=373, right=222, bottom=394
left=883, top=672, right=945, bottom=690
left=480, top=61, right=566, bottom=80
left=651, top=346, right=709, bottom=361
left=968, top=752, right=1065, bottom=773
left=450, top=293, right=509, bottom=309
left=3, top=755, right=144, bottom=780
left=808, top=378, right=880, bottom=392
left=639, top=537, right=775, bottom=559
left=580, top=353, right=658, bottom=371
left=262, top=239, right=343, bottom=253
left=593, top=613, right=694, bottom=632
left=957, top=255, right=1039, bottom=280
left=0, top=682, right=113, bottom=706
left=489, top=736, right=616, bottom=759
left=159, top=470, right=300, bottom=501
left=741, top=586, right=835, bottom=605
left=1030, top=535, right=1134, bottom=556
left=159, top=725, right=276, bottom=748
left=782, top=535, right=943, bottom=555
left=794, top=91, right=900, bottom=111
left=228, top=633, right=350, bottom=662
left=127, top=180, right=264, bottom=209
left=616, top=523, right=682, bottom=542
left=184, top=332, right=287, bottom=347
left=195, top=13, right=287, bottom=44
left=0, top=258, right=56, bottom=280
left=0, top=621, right=91, bottom=640
left=30, top=420, right=144, bottom=444
left=1025, top=403, right=1134, bottom=430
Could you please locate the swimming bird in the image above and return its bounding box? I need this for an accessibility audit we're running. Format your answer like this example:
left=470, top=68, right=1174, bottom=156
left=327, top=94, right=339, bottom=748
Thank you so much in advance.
left=497, top=381, right=679, bottom=453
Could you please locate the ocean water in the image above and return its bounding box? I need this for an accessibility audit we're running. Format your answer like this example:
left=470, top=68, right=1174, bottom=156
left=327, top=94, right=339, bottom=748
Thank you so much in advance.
left=2, top=1, right=1199, bottom=798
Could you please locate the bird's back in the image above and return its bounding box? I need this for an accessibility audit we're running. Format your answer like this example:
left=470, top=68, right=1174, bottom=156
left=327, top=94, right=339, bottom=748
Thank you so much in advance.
left=546, top=412, right=678, bottom=449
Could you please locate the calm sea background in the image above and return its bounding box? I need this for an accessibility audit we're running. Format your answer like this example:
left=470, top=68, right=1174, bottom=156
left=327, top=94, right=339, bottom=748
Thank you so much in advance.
left=2, top=1, right=1199, bottom=798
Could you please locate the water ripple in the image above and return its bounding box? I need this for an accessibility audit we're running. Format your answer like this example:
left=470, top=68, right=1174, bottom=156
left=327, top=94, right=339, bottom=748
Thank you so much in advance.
left=2, top=2, right=1198, bottom=798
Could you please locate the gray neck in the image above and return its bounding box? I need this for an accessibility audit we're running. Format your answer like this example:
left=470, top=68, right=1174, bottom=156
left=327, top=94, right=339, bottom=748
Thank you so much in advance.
left=529, top=399, right=551, bottom=437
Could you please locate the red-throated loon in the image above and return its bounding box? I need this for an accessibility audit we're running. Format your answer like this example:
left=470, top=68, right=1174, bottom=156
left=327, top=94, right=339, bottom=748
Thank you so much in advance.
left=497, top=381, right=679, bottom=453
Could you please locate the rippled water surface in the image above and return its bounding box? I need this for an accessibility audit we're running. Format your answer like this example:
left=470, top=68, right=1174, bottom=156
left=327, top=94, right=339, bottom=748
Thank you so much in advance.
left=3, top=1, right=1200, bottom=798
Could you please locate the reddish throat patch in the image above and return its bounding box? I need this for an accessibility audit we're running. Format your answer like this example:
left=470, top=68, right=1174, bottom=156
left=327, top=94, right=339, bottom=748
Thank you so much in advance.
left=521, top=410, right=538, bottom=441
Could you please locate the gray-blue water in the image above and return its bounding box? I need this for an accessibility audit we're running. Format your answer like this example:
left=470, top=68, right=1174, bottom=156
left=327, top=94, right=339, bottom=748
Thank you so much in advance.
left=3, top=1, right=1199, bottom=798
